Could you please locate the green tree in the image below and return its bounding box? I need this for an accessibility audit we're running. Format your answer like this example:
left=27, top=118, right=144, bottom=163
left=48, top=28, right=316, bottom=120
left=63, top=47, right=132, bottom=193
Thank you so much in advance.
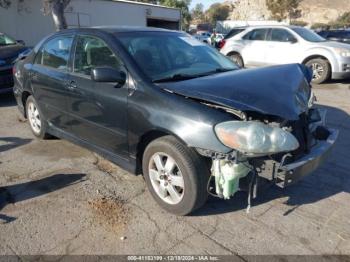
left=205, top=3, right=230, bottom=27
left=290, top=20, right=308, bottom=27
left=311, top=23, right=329, bottom=30
left=160, top=0, right=192, bottom=30
left=0, top=0, right=71, bottom=31
left=136, top=0, right=192, bottom=30
left=191, top=3, right=205, bottom=23
left=336, top=12, right=350, bottom=24
left=329, top=12, right=350, bottom=28
left=266, top=0, right=302, bottom=22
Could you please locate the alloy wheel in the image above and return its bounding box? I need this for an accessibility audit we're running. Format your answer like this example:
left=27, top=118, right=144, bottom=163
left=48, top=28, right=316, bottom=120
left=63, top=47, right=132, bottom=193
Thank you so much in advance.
left=27, top=101, right=41, bottom=134
left=311, top=62, right=325, bottom=80
left=148, top=152, right=185, bottom=205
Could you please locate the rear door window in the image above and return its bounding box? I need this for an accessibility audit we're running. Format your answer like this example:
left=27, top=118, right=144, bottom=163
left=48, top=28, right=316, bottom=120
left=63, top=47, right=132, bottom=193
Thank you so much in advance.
left=242, top=29, right=269, bottom=41
left=35, top=35, right=73, bottom=71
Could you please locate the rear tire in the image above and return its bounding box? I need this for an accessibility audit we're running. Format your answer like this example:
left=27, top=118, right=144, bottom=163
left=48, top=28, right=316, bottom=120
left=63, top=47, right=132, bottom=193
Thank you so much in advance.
left=26, top=96, right=50, bottom=139
left=142, top=136, right=209, bottom=215
left=228, top=53, right=244, bottom=68
left=305, top=58, right=331, bottom=84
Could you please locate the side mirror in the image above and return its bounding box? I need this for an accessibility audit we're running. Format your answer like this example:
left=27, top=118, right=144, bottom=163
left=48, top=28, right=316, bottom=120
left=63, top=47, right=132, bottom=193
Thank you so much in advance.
left=91, top=67, right=126, bottom=85
left=17, top=40, right=25, bottom=45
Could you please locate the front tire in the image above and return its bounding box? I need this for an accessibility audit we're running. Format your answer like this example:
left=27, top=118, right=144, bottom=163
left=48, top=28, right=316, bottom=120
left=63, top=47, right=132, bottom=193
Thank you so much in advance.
left=305, top=58, right=331, bottom=84
left=142, top=136, right=209, bottom=215
left=228, top=53, right=244, bottom=68
left=26, top=96, right=50, bottom=139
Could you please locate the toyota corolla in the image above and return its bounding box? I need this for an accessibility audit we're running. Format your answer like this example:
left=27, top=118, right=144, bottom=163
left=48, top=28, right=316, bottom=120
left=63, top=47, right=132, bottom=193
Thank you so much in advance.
left=13, top=27, right=338, bottom=215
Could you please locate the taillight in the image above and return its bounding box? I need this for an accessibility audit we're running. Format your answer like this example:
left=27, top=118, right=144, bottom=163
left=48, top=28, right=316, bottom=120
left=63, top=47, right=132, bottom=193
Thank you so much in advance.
left=12, top=66, right=16, bottom=75
left=218, top=39, right=226, bottom=49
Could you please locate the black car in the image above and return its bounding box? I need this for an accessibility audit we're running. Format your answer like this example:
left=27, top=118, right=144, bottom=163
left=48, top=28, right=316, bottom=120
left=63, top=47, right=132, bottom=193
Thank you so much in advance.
left=0, top=32, right=30, bottom=93
left=13, top=27, right=338, bottom=215
left=317, top=30, right=350, bottom=44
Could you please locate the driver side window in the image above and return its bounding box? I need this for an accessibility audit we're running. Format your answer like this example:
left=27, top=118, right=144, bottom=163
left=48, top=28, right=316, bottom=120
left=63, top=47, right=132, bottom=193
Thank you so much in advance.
left=73, top=35, right=121, bottom=76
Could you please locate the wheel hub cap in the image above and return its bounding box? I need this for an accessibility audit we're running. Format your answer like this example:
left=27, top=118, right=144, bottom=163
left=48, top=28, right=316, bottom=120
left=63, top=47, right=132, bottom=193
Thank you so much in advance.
left=311, top=63, right=324, bottom=80
left=148, top=153, right=185, bottom=205
left=27, top=102, right=41, bottom=134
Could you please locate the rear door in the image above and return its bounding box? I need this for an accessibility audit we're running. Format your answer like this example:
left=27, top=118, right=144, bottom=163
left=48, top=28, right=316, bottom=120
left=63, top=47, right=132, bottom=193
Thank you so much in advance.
left=65, top=34, right=129, bottom=157
left=31, top=34, right=74, bottom=131
left=240, top=28, right=270, bottom=67
left=265, top=28, right=302, bottom=65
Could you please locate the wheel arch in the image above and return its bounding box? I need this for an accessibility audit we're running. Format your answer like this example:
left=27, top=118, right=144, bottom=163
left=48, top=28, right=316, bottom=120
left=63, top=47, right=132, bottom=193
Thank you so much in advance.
left=21, top=90, right=32, bottom=118
left=301, top=54, right=333, bottom=72
left=135, top=129, right=190, bottom=175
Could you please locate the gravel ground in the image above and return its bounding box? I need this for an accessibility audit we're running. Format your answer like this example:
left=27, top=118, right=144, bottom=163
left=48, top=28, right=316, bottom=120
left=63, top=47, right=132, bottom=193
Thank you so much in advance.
left=0, top=81, right=349, bottom=256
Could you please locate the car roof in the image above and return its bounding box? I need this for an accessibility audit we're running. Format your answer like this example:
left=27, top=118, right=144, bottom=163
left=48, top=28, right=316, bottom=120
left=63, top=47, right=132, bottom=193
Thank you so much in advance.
left=56, top=26, right=177, bottom=35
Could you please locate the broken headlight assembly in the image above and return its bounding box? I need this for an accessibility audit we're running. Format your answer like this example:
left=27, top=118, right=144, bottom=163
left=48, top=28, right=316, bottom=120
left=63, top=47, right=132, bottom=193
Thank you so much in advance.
left=214, top=121, right=300, bottom=156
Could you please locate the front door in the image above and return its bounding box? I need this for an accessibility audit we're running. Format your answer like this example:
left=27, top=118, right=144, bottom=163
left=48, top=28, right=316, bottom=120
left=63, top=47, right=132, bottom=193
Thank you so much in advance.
left=264, top=28, right=302, bottom=65
left=30, top=34, right=74, bottom=131
left=241, top=28, right=270, bottom=67
left=66, top=34, right=129, bottom=157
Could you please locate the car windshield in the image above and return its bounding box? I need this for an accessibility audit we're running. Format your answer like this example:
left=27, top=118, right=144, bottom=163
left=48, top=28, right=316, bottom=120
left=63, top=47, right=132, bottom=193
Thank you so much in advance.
left=116, top=32, right=238, bottom=82
left=0, top=33, right=17, bottom=46
left=292, top=27, right=326, bottom=42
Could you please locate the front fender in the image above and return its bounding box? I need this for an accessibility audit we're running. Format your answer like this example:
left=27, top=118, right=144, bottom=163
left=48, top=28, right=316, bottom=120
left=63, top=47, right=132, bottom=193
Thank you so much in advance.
left=127, top=86, right=235, bottom=159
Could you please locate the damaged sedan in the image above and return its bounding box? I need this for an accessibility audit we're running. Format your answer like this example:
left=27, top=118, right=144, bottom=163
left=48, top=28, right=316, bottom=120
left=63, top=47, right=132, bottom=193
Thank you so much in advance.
left=13, top=27, right=338, bottom=215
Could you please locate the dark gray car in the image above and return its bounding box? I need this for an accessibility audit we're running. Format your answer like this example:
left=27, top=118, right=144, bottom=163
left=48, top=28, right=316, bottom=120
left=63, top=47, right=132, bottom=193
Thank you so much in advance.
left=13, top=27, right=338, bottom=215
left=0, top=32, right=29, bottom=93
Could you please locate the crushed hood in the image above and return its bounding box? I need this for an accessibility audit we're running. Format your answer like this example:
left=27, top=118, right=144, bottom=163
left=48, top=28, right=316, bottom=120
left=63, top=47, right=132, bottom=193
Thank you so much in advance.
left=160, top=64, right=311, bottom=120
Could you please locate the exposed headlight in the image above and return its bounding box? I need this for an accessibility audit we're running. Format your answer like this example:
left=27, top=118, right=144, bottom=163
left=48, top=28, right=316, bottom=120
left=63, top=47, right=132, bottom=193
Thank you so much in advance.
left=335, top=48, right=350, bottom=57
left=215, top=121, right=299, bottom=155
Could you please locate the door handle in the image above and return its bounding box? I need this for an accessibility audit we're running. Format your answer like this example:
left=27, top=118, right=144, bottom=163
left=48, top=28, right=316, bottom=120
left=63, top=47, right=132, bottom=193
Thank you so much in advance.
left=66, top=80, right=77, bottom=90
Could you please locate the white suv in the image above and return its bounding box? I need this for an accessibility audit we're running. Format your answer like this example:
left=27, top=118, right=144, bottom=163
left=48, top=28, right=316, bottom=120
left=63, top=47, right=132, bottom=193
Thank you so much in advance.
left=220, top=25, right=350, bottom=84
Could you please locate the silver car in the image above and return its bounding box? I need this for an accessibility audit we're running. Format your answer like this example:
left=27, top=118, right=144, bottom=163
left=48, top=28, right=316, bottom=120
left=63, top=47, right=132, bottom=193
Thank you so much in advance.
left=220, top=25, right=350, bottom=84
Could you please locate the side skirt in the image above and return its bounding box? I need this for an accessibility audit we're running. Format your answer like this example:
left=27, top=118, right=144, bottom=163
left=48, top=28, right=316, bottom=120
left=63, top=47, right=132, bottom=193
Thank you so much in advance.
left=47, top=124, right=137, bottom=175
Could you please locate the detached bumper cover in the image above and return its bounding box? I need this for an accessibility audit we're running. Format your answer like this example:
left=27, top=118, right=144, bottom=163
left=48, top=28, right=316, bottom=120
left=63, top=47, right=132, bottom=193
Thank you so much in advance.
left=276, top=128, right=339, bottom=187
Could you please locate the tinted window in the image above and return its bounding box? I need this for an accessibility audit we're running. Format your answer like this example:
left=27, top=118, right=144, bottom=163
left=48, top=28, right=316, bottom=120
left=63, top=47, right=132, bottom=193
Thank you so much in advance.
left=35, top=35, right=73, bottom=70
left=224, top=28, right=245, bottom=39
left=73, top=35, right=121, bottom=76
left=243, top=29, right=268, bottom=41
left=270, top=29, right=296, bottom=42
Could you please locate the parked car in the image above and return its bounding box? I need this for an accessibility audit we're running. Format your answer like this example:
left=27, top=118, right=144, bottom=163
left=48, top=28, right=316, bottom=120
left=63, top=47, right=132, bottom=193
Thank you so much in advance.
left=220, top=25, right=350, bottom=84
left=194, top=31, right=211, bottom=43
left=13, top=27, right=338, bottom=215
left=317, top=30, right=350, bottom=44
left=0, top=32, right=30, bottom=93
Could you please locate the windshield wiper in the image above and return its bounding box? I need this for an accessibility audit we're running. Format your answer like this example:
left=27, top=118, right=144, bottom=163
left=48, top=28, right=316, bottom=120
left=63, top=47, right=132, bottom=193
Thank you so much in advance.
left=153, top=68, right=236, bottom=83
left=197, top=67, right=236, bottom=77
left=153, top=74, right=200, bottom=83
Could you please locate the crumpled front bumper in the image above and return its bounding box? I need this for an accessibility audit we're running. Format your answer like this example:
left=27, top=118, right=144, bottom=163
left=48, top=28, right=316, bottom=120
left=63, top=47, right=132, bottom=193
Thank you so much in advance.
left=276, top=128, right=339, bottom=188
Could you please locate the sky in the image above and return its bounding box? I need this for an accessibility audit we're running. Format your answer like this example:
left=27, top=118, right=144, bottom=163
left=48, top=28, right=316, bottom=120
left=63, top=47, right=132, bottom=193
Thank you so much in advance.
left=189, top=0, right=227, bottom=11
